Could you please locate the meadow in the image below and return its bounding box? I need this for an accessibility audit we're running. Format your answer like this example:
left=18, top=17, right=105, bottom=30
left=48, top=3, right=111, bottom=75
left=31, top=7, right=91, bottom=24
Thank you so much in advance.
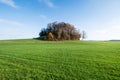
left=0, top=39, right=120, bottom=80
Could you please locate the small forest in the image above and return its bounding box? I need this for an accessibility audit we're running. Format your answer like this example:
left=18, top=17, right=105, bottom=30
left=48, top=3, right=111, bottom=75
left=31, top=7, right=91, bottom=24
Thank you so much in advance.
left=38, top=22, right=83, bottom=41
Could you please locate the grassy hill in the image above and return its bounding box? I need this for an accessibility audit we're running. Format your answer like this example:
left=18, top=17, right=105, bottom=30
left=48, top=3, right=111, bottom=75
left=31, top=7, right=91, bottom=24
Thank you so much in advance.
left=0, top=39, right=120, bottom=80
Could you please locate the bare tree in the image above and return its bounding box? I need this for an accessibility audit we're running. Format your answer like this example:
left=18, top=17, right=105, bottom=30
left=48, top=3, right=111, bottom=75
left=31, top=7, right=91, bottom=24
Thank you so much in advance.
left=81, top=30, right=87, bottom=40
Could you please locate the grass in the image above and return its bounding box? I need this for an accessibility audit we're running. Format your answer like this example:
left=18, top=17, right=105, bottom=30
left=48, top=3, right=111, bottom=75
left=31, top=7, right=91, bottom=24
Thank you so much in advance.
left=0, top=39, right=120, bottom=80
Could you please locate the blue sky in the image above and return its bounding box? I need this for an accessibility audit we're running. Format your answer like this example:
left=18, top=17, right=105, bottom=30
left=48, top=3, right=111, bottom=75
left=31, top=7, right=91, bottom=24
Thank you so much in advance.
left=0, top=0, right=120, bottom=40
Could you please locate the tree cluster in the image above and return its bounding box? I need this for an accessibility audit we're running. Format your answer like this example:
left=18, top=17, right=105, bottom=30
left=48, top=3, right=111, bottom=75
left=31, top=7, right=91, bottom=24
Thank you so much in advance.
left=39, top=22, right=81, bottom=41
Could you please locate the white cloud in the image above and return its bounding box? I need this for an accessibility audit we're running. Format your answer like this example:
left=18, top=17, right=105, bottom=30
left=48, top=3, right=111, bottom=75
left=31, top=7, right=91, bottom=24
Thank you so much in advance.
left=39, top=0, right=56, bottom=8
left=0, top=0, right=18, bottom=8
left=87, top=25, right=120, bottom=40
left=0, top=19, right=23, bottom=27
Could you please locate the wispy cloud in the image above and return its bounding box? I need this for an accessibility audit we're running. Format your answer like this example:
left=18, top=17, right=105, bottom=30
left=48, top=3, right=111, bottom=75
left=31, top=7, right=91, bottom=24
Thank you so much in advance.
left=87, top=24, right=120, bottom=40
left=39, top=0, right=56, bottom=8
left=0, top=18, right=23, bottom=26
left=39, top=14, right=52, bottom=28
left=0, top=0, right=18, bottom=8
left=39, top=14, right=51, bottom=21
left=39, top=15, right=48, bottom=19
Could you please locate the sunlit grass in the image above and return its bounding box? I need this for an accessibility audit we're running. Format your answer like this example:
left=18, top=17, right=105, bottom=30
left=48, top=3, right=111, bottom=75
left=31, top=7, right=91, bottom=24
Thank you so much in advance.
left=0, top=39, right=120, bottom=79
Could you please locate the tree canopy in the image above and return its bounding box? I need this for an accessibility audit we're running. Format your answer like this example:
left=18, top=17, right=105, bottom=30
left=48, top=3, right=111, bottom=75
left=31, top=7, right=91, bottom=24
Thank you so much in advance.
left=39, top=22, right=81, bottom=41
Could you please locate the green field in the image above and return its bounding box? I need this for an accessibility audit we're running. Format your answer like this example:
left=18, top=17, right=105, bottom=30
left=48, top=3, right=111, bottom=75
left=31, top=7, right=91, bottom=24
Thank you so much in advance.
left=0, top=39, right=120, bottom=80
